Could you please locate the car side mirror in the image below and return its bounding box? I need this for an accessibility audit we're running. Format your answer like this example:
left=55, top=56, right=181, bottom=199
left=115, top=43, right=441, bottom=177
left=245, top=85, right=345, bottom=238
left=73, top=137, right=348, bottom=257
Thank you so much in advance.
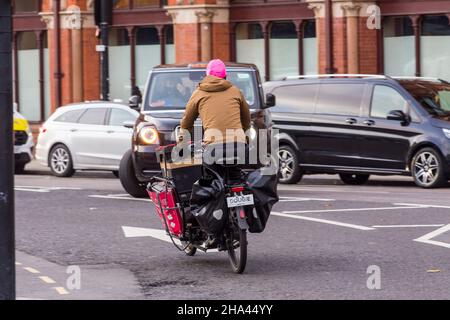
left=129, top=95, right=141, bottom=111
left=123, top=121, right=135, bottom=129
left=387, top=110, right=411, bottom=126
left=264, top=93, right=276, bottom=109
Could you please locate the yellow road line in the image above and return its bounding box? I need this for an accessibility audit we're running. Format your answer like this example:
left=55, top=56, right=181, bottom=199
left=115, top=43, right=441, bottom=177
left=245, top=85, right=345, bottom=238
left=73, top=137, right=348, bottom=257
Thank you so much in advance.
left=23, top=267, right=40, bottom=274
left=53, top=287, right=69, bottom=295
left=39, top=276, right=57, bottom=284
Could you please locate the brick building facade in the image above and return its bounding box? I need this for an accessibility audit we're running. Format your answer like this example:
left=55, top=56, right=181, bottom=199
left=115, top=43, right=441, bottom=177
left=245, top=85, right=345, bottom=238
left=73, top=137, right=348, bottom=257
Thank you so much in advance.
left=11, top=0, right=450, bottom=129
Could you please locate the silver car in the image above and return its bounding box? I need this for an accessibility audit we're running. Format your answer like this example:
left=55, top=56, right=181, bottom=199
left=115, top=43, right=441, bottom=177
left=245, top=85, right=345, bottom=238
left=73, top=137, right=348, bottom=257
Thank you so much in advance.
left=36, top=102, right=139, bottom=177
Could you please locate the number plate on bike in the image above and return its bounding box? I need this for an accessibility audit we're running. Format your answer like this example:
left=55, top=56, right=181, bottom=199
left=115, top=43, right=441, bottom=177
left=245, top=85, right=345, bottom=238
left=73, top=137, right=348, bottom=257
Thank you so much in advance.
left=226, top=194, right=254, bottom=208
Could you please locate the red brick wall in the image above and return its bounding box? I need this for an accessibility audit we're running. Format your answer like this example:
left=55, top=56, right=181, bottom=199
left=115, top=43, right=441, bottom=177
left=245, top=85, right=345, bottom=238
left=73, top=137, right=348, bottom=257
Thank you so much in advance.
left=82, top=28, right=100, bottom=101
left=333, top=17, right=347, bottom=74
left=358, top=17, right=379, bottom=74
left=60, top=29, right=73, bottom=106
left=174, top=23, right=201, bottom=63
left=212, top=23, right=230, bottom=62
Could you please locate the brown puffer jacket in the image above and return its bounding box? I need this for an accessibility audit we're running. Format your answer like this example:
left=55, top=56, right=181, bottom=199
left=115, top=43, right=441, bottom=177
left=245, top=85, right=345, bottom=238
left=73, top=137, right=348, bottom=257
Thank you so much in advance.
left=180, top=75, right=251, bottom=144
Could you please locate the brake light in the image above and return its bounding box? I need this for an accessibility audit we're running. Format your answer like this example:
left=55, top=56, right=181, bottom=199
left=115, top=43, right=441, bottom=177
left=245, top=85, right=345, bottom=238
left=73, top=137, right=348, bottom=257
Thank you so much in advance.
left=231, top=186, right=244, bottom=193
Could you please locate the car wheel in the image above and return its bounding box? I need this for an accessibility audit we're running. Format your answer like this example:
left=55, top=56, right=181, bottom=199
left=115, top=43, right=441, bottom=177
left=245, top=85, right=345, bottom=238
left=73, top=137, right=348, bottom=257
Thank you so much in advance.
left=277, top=145, right=303, bottom=184
left=411, top=148, right=447, bottom=188
left=15, top=163, right=26, bottom=174
left=49, top=144, right=75, bottom=177
left=339, top=173, right=370, bottom=185
left=119, top=149, right=148, bottom=198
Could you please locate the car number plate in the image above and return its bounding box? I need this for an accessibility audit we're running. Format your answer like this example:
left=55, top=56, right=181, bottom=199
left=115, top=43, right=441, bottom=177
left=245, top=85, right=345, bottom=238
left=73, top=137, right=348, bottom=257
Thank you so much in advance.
left=226, top=194, right=254, bottom=208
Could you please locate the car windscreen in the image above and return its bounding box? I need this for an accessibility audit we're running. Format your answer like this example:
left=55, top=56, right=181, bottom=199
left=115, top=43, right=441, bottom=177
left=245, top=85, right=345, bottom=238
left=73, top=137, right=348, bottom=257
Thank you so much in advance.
left=143, top=70, right=258, bottom=111
left=399, top=81, right=450, bottom=116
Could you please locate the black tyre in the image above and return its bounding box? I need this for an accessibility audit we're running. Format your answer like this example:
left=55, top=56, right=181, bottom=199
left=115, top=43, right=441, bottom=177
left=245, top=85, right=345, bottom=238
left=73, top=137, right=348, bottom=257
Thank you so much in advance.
left=227, top=209, right=247, bottom=274
left=411, top=148, right=447, bottom=188
left=15, top=163, right=26, bottom=174
left=119, top=149, right=148, bottom=198
left=277, top=145, right=303, bottom=184
left=339, top=173, right=370, bottom=185
left=49, top=144, right=75, bottom=177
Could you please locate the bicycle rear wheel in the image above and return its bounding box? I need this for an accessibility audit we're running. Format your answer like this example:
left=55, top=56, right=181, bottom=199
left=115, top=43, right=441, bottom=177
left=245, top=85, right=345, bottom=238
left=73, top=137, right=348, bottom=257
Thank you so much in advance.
left=227, top=217, right=247, bottom=274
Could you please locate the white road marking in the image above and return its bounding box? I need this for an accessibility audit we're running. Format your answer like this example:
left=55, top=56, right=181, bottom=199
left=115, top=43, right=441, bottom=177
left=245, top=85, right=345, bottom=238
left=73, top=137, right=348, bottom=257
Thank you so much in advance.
left=23, top=267, right=40, bottom=274
left=121, top=226, right=218, bottom=253
left=271, top=212, right=375, bottom=231
left=15, top=188, right=49, bottom=193
left=394, top=203, right=450, bottom=209
left=281, top=205, right=425, bottom=214
left=53, top=287, right=69, bottom=295
left=277, top=186, right=391, bottom=194
left=279, top=197, right=335, bottom=202
left=414, top=224, right=450, bottom=249
left=15, top=186, right=82, bottom=193
left=39, top=276, right=56, bottom=284
left=373, top=224, right=445, bottom=228
left=89, top=195, right=151, bottom=202
left=15, top=262, right=22, bottom=266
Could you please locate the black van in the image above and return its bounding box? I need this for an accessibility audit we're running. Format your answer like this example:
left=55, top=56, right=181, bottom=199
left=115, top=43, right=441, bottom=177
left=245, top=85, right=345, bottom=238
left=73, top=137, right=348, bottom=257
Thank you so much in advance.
left=264, top=75, right=450, bottom=188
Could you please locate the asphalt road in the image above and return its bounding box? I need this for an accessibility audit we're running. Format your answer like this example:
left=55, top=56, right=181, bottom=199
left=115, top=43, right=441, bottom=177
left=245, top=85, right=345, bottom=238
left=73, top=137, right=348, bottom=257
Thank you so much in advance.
left=13, top=162, right=450, bottom=300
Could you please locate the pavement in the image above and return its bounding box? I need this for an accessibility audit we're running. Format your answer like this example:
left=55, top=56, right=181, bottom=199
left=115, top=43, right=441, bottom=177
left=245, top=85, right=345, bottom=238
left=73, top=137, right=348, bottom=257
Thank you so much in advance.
left=13, top=160, right=450, bottom=299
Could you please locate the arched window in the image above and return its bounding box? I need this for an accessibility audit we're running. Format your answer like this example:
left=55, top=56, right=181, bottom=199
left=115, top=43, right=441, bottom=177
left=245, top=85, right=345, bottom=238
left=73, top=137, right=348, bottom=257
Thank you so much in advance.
left=236, top=23, right=265, bottom=81
left=421, top=15, right=450, bottom=81
left=136, top=27, right=160, bottom=90
left=109, top=28, right=131, bottom=102
left=17, top=32, right=40, bottom=121
left=269, top=22, right=298, bottom=80
left=383, top=17, right=415, bottom=76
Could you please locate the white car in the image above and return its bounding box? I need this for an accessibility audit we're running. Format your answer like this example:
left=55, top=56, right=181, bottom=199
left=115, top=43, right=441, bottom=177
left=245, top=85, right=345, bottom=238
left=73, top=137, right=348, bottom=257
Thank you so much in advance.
left=36, top=102, right=139, bottom=177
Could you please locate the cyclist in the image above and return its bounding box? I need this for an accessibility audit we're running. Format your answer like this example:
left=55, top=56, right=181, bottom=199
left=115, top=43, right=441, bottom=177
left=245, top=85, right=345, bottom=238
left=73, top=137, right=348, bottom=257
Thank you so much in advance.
left=178, top=59, right=251, bottom=247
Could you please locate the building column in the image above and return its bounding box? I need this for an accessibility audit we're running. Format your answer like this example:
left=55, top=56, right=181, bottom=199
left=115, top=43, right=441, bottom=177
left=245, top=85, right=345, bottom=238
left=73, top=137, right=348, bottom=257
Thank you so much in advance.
left=306, top=0, right=378, bottom=74
left=294, top=19, right=305, bottom=75
left=40, top=1, right=99, bottom=112
left=342, top=3, right=360, bottom=73
left=165, top=0, right=230, bottom=64
left=410, top=15, right=422, bottom=77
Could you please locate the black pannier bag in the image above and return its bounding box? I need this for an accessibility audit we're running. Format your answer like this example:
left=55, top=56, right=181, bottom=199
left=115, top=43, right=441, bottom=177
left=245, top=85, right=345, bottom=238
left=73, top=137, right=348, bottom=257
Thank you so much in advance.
left=190, top=172, right=228, bottom=235
left=245, top=168, right=279, bottom=233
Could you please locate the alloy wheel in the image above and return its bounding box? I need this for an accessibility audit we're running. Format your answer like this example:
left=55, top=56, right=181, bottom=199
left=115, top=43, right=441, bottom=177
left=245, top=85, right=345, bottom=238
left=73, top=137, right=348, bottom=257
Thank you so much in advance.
left=413, top=152, right=439, bottom=186
left=278, top=149, right=295, bottom=181
left=51, top=147, right=70, bottom=174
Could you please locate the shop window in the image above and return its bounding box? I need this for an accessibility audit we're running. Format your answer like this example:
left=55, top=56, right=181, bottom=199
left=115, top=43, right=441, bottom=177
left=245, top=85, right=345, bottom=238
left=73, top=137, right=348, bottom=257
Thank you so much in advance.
left=421, top=16, right=450, bottom=81
left=14, top=0, right=39, bottom=13
left=114, top=0, right=130, bottom=9
left=303, top=20, right=317, bottom=75
left=109, top=28, right=131, bottom=102
left=236, top=23, right=265, bottom=81
left=17, top=32, right=40, bottom=121
left=383, top=17, right=415, bottom=76
left=136, top=27, right=161, bottom=90
left=165, top=25, right=175, bottom=64
left=269, top=22, right=298, bottom=80
left=134, top=0, right=160, bottom=7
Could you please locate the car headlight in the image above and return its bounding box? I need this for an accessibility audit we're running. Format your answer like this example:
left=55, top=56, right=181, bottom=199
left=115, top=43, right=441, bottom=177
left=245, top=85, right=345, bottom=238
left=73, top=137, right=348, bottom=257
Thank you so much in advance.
left=249, top=127, right=257, bottom=140
left=443, top=128, right=450, bottom=139
left=139, top=126, right=159, bottom=145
